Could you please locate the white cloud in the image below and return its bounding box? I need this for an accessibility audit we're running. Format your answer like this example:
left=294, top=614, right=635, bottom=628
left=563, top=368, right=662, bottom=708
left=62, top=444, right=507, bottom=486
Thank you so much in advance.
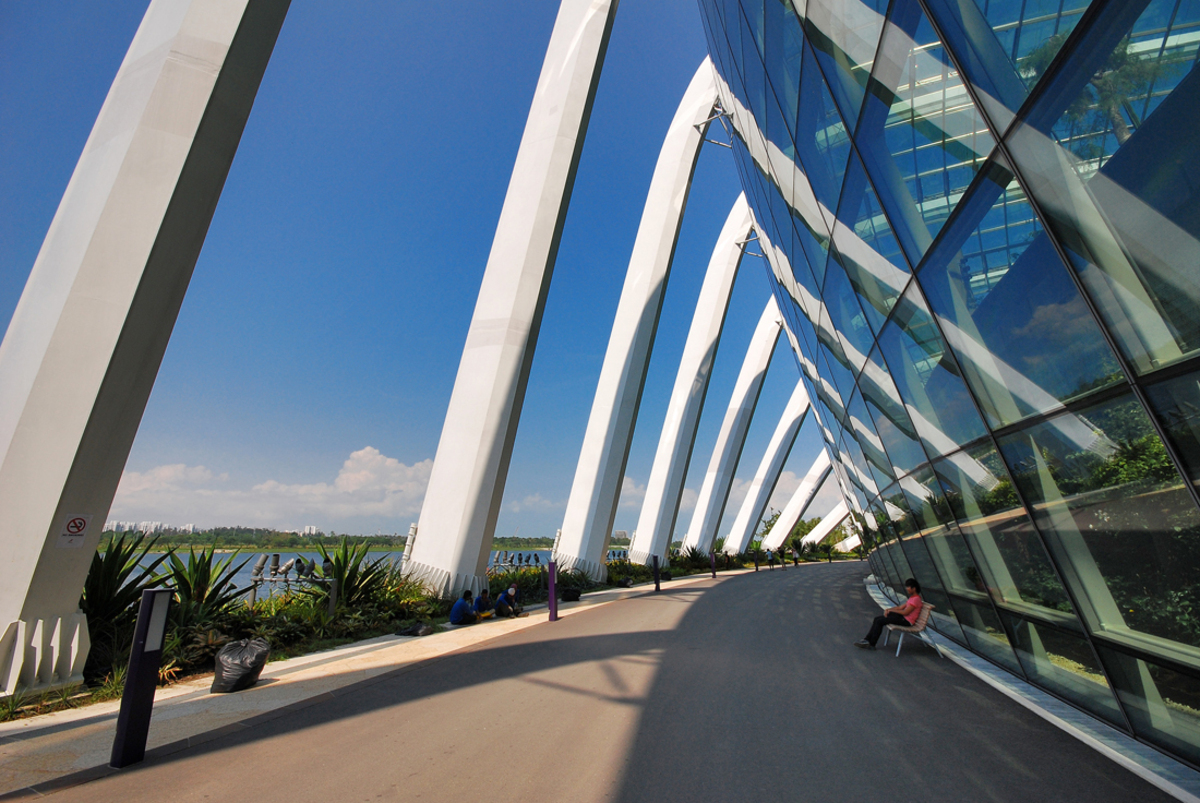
left=617, top=475, right=646, bottom=509
left=505, top=493, right=560, bottom=513
left=110, top=447, right=432, bottom=530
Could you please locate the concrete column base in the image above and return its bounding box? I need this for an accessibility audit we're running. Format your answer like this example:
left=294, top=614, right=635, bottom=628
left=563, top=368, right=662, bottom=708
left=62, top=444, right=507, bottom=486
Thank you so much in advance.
left=0, top=615, right=89, bottom=699
left=405, top=561, right=487, bottom=600
left=553, top=552, right=608, bottom=584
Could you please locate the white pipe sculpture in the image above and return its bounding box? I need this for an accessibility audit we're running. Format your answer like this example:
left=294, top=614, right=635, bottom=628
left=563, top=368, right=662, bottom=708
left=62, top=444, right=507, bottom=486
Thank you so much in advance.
left=0, top=0, right=290, bottom=697
left=681, top=297, right=782, bottom=554
left=722, top=381, right=811, bottom=555
left=626, top=196, right=753, bottom=566
left=555, top=60, right=719, bottom=581
left=405, top=0, right=619, bottom=597
left=761, top=451, right=832, bottom=551
left=800, top=500, right=850, bottom=546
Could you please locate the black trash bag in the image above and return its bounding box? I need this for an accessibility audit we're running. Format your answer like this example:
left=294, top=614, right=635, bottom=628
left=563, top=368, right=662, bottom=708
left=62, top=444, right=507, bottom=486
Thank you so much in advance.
left=616, top=578, right=633, bottom=588
left=561, top=589, right=582, bottom=602
left=211, top=638, right=270, bottom=693
left=395, top=622, right=436, bottom=637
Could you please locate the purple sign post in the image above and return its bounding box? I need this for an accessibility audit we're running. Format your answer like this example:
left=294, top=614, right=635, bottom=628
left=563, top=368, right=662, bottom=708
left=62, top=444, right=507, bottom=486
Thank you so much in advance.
left=548, top=561, right=558, bottom=622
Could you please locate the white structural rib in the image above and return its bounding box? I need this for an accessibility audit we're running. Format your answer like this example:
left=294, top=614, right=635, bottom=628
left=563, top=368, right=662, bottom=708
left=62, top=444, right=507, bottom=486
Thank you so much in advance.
left=762, top=450, right=832, bottom=551
left=723, top=380, right=811, bottom=555
left=681, top=297, right=782, bottom=554
left=406, top=0, right=619, bottom=597
left=801, top=500, right=850, bottom=546
left=555, top=60, right=719, bottom=581
left=626, top=196, right=753, bottom=567
left=0, top=0, right=289, bottom=696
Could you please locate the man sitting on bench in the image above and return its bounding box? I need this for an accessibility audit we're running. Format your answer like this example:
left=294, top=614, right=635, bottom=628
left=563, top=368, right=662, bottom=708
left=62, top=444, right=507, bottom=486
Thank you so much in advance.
left=855, top=578, right=922, bottom=650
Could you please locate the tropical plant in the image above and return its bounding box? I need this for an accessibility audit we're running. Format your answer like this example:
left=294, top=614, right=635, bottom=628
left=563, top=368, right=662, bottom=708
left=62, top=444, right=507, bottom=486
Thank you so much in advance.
left=164, top=544, right=250, bottom=630
left=313, top=538, right=392, bottom=609
left=79, top=533, right=172, bottom=680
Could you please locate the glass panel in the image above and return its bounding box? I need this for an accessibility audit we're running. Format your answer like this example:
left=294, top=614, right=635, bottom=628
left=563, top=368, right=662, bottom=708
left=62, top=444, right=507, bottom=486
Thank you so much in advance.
left=919, top=158, right=1123, bottom=428
left=902, top=468, right=992, bottom=602
left=795, top=41, right=851, bottom=224
left=861, top=347, right=928, bottom=475
left=1003, top=614, right=1126, bottom=726
left=1009, top=1, right=1200, bottom=373
left=933, top=443, right=1078, bottom=619
left=833, top=152, right=911, bottom=334
left=997, top=392, right=1200, bottom=652
left=791, top=161, right=833, bottom=287
left=877, top=285, right=989, bottom=456
left=802, top=0, right=890, bottom=128
left=855, top=0, right=996, bottom=265
left=821, top=251, right=874, bottom=371
left=848, top=387, right=895, bottom=488
left=1096, top=645, right=1200, bottom=767
left=763, top=0, right=806, bottom=146
left=950, top=595, right=1024, bottom=671
left=1146, top=368, right=1200, bottom=491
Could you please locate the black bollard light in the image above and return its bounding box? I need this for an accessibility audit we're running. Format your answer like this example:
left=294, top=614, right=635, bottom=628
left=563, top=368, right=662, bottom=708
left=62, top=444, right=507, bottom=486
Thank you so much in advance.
left=652, top=555, right=661, bottom=592
left=111, top=588, right=173, bottom=768
left=548, top=561, right=558, bottom=622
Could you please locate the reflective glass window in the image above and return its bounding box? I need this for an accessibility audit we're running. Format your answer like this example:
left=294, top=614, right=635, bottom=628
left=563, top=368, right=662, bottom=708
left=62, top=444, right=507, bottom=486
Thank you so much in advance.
left=861, top=347, right=928, bottom=475
left=833, top=152, right=911, bottom=334
left=1009, top=2, right=1200, bottom=374
left=997, top=392, right=1200, bottom=652
left=1146, top=368, right=1200, bottom=491
left=1097, top=645, right=1200, bottom=766
left=821, top=253, right=874, bottom=371
left=877, top=285, right=989, bottom=456
left=803, top=0, right=890, bottom=126
left=933, top=443, right=1078, bottom=619
left=855, top=0, right=996, bottom=265
left=848, top=387, right=895, bottom=489
left=763, top=0, right=806, bottom=147
left=1002, top=614, right=1125, bottom=726
left=950, top=596, right=1024, bottom=672
left=795, top=41, right=852, bottom=221
left=789, top=162, right=834, bottom=289
left=919, top=158, right=1122, bottom=428
left=899, top=468, right=991, bottom=603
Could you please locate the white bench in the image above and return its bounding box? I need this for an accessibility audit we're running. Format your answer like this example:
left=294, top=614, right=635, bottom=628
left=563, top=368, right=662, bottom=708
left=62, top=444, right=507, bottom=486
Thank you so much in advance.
left=883, top=602, right=942, bottom=658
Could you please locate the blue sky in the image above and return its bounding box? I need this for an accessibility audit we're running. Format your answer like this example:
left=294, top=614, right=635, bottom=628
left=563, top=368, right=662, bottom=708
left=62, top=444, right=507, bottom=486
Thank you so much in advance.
left=1, top=1, right=839, bottom=538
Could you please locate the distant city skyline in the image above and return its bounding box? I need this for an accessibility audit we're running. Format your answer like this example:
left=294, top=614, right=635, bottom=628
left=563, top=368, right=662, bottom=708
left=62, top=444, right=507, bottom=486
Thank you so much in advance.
left=1, top=2, right=841, bottom=537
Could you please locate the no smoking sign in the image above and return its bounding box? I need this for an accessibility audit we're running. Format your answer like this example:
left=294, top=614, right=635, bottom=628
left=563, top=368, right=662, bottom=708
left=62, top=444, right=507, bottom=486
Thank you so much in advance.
left=57, top=514, right=91, bottom=548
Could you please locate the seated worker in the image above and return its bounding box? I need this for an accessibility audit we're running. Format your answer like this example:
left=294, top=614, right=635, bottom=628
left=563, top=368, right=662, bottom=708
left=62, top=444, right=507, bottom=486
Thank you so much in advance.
left=474, top=588, right=495, bottom=620
left=495, top=586, right=526, bottom=618
left=855, top=578, right=922, bottom=649
left=449, top=590, right=478, bottom=625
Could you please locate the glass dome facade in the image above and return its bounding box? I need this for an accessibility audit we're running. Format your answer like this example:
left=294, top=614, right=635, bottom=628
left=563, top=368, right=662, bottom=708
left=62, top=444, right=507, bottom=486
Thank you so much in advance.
left=697, top=0, right=1200, bottom=767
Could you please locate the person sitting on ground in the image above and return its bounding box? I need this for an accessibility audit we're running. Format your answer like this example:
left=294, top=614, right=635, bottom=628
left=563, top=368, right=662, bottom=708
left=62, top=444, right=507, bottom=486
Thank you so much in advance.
left=474, top=588, right=494, bottom=620
left=855, top=578, right=922, bottom=649
left=495, top=586, right=526, bottom=618
left=450, top=590, right=478, bottom=625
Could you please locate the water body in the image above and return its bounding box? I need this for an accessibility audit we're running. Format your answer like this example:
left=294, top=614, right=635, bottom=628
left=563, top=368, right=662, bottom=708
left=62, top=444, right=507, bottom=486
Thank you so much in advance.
left=142, top=549, right=573, bottom=596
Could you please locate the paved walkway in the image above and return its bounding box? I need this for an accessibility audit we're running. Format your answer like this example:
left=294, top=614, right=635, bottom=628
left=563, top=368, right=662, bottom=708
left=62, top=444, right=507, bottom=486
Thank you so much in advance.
left=0, top=563, right=1183, bottom=801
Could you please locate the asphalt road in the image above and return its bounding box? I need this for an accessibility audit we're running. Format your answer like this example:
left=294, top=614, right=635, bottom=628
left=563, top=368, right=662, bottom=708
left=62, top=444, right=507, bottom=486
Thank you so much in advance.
left=38, top=562, right=1174, bottom=802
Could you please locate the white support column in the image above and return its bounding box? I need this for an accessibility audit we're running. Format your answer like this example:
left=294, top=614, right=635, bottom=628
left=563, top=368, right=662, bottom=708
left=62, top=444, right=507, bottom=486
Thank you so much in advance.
left=0, top=0, right=289, bottom=695
left=800, top=500, right=850, bottom=546
left=626, top=196, right=752, bottom=566
left=680, top=297, right=782, bottom=554
left=722, top=381, right=811, bottom=555
left=405, top=0, right=620, bottom=597
left=762, top=450, right=831, bottom=551
left=555, top=60, right=719, bottom=581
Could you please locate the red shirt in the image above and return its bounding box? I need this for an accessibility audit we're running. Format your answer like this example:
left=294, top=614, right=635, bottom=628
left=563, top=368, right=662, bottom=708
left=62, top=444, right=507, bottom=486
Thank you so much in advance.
left=903, top=595, right=923, bottom=625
